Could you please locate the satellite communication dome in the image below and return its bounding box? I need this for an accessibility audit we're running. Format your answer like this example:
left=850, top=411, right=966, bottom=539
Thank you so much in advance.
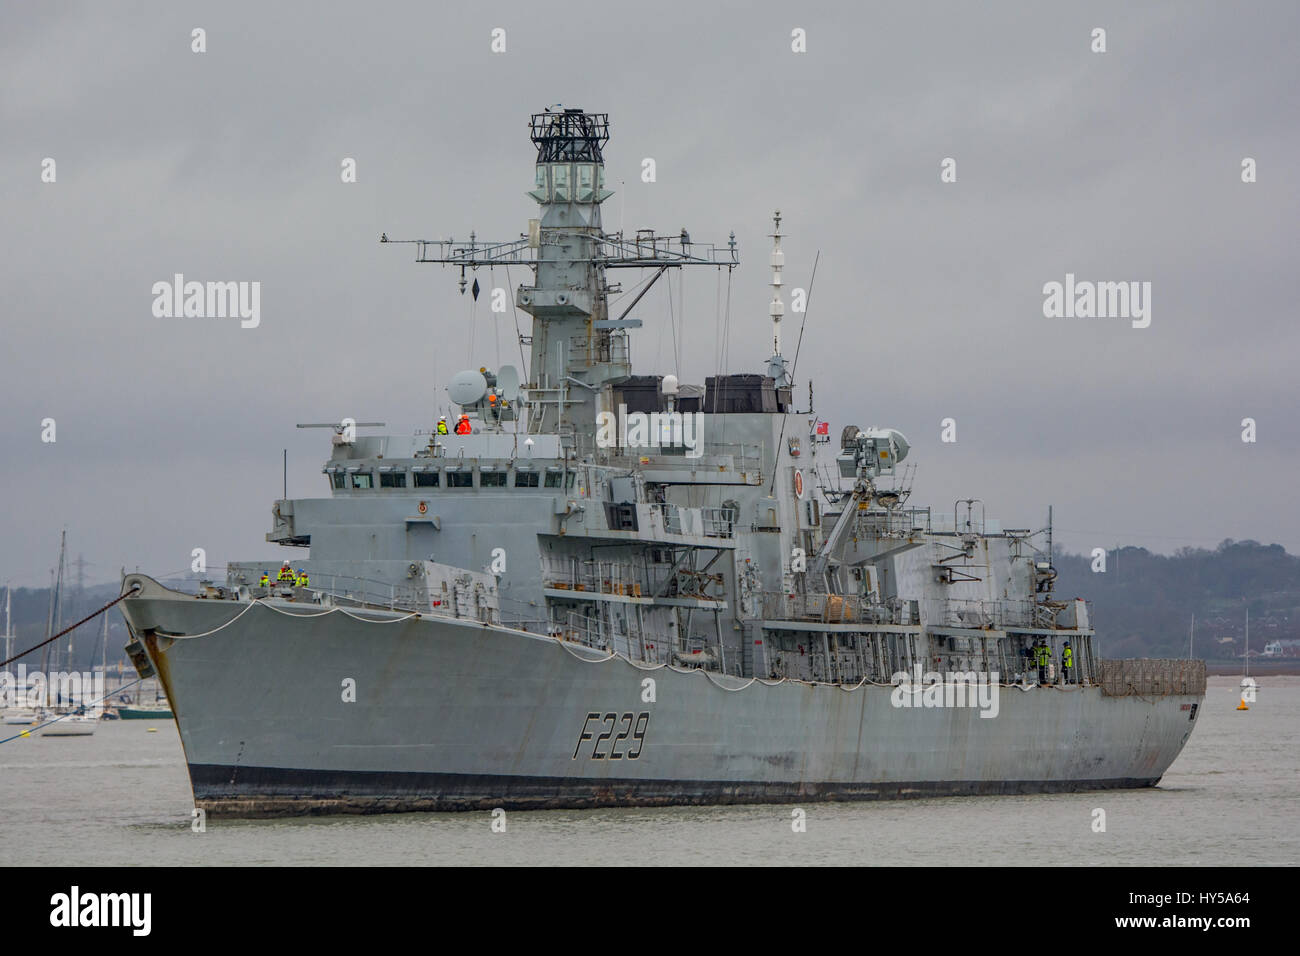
left=661, top=374, right=679, bottom=395
left=496, top=365, right=522, bottom=404
left=448, top=369, right=488, bottom=407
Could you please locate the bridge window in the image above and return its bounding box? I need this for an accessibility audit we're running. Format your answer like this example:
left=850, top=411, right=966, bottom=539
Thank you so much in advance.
left=414, top=471, right=440, bottom=488
left=380, top=471, right=406, bottom=488
left=480, top=470, right=506, bottom=488
left=544, top=468, right=564, bottom=488
left=447, top=470, right=473, bottom=488
left=515, top=470, right=539, bottom=488
left=331, top=473, right=346, bottom=490
left=351, top=472, right=373, bottom=490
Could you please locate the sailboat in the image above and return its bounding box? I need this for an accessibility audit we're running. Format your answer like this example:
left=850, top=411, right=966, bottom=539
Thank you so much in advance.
left=1237, top=606, right=1254, bottom=711
left=36, top=533, right=96, bottom=737
left=40, top=712, right=98, bottom=736
left=1, top=584, right=41, bottom=726
left=118, top=674, right=173, bottom=720
left=96, top=614, right=118, bottom=720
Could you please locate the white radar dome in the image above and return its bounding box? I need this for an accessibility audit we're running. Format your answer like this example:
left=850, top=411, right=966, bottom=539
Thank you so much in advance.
left=448, top=369, right=488, bottom=407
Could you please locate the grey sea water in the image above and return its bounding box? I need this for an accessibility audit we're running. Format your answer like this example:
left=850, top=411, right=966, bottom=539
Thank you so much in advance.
left=1, top=677, right=1295, bottom=866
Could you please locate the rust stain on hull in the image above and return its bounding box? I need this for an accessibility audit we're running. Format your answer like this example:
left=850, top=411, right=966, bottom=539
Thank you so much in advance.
left=192, top=775, right=1165, bottom=819
left=141, top=630, right=179, bottom=719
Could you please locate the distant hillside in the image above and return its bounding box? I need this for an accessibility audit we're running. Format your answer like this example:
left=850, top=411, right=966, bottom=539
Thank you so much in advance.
left=1054, top=540, right=1300, bottom=659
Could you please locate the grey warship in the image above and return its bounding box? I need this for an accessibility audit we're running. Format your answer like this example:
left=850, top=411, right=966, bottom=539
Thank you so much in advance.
left=119, top=108, right=1205, bottom=815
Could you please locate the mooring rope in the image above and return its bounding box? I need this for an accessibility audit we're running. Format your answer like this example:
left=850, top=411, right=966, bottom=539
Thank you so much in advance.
left=155, top=599, right=424, bottom=642
left=0, top=585, right=140, bottom=670
left=161, top=598, right=263, bottom=638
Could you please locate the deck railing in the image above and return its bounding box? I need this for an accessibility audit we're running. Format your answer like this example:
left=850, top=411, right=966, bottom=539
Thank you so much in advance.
left=1097, top=659, right=1207, bottom=697
left=759, top=591, right=898, bottom=625
left=941, top=599, right=1040, bottom=629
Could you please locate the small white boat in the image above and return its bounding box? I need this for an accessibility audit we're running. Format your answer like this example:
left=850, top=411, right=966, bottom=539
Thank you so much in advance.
left=40, top=713, right=97, bottom=736
left=1237, top=607, right=1256, bottom=709
left=2, top=709, right=39, bottom=726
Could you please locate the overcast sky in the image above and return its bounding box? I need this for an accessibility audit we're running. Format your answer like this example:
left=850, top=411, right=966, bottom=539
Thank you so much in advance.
left=2, top=1, right=1296, bottom=588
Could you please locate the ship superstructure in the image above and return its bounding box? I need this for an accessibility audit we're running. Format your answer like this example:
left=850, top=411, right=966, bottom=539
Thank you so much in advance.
left=119, top=108, right=1205, bottom=814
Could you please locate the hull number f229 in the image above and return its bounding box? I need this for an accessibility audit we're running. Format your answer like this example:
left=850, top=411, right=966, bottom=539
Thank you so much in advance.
left=573, top=712, right=650, bottom=760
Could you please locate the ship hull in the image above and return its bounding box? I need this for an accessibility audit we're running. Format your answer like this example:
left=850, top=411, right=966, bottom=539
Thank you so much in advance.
left=121, top=586, right=1202, bottom=816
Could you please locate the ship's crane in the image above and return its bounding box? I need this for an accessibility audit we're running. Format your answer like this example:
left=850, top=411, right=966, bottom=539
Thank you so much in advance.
left=809, top=426, right=911, bottom=591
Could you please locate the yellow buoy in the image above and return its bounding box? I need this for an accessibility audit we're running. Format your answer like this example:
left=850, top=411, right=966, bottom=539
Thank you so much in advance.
left=148, top=727, right=158, bottom=732
left=19, top=730, right=30, bottom=738
left=1236, top=698, right=1249, bottom=711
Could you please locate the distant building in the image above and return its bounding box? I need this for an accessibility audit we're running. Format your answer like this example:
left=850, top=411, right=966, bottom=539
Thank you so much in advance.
left=1262, top=640, right=1297, bottom=657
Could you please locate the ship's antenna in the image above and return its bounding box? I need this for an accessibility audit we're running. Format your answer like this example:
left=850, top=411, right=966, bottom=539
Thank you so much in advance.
left=766, top=216, right=817, bottom=496
left=766, top=211, right=788, bottom=386
left=504, top=263, right=530, bottom=382
left=771, top=210, right=782, bottom=356
left=787, top=250, right=820, bottom=383
left=1047, top=505, right=1053, bottom=568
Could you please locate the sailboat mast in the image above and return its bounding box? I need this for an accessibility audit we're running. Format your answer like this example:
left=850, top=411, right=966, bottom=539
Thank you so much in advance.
left=46, top=531, right=67, bottom=704
left=58, top=534, right=70, bottom=673
left=42, top=567, right=55, bottom=675
left=100, top=614, right=109, bottom=683
left=3, top=585, right=11, bottom=673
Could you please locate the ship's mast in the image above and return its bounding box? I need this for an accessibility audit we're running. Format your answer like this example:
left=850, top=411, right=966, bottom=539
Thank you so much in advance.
left=766, top=210, right=789, bottom=387
left=383, top=107, right=738, bottom=452
left=520, top=109, right=616, bottom=435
